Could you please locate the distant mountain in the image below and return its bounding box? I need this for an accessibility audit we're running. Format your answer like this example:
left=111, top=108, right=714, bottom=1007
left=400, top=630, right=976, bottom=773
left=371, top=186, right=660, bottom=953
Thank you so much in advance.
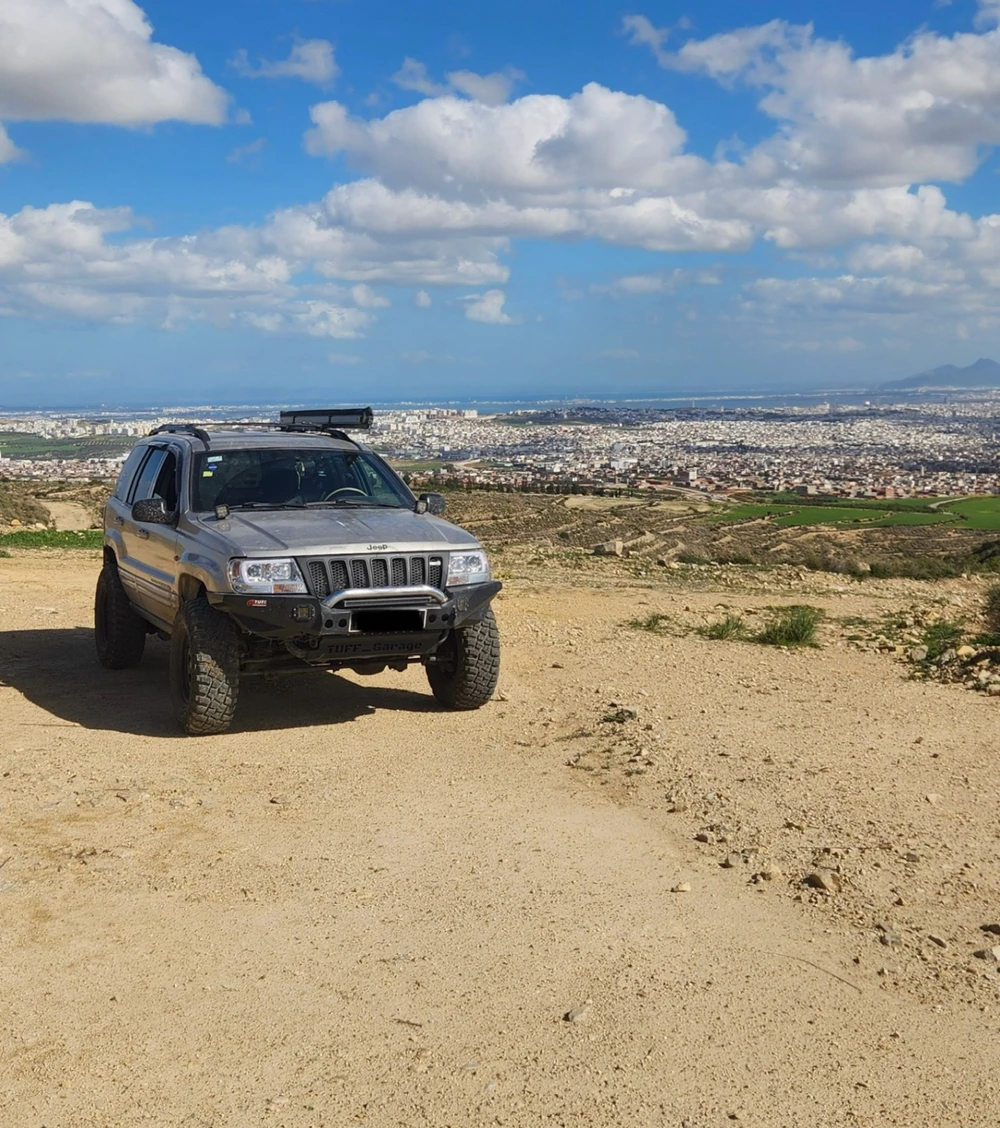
left=881, top=357, right=1000, bottom=390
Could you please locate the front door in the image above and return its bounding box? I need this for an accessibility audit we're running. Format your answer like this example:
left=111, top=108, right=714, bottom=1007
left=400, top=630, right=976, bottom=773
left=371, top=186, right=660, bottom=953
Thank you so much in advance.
left=120, top=446, right=180, bottom=626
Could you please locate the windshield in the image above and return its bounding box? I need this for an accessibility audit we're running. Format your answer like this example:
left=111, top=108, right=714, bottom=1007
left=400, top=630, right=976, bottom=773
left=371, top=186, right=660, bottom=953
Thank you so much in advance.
left=190, top=448, right=413, bottom=511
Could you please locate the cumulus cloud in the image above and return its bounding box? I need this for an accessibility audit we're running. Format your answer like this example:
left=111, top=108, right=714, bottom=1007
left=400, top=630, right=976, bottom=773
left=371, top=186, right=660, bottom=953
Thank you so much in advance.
left=0, top=198, right=508, bottom=336
left=0, top=0, right=228, bottom=127
left=633, top=15, right=1000, bottom=186
left=231, top=39, right=338, bottom=87
left=0, top=125, right=24, bottom=164
left=414, top=290, right=432, bottom=307
left=391, top=57, right=523, bottom=106
left=464, top=289, right=513, bottom=324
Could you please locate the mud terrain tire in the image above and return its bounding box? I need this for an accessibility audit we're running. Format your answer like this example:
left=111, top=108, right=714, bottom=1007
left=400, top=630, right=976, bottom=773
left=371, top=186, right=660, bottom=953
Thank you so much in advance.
left=170, top=598, right=240, bottom=735
left=427, top=609, right=500, bottom=709
left=94, top=561, right=146, bottom=669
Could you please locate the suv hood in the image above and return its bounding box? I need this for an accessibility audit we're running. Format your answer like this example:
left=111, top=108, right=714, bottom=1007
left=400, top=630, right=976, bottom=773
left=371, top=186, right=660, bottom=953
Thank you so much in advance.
left=189, top=506, right=480, bottom=557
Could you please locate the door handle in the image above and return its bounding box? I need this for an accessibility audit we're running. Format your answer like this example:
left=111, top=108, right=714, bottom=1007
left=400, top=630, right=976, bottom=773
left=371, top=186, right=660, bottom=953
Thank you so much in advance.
left=137, top=528, right=149, bottom=539
left=114, top=515, right=124, bottom=525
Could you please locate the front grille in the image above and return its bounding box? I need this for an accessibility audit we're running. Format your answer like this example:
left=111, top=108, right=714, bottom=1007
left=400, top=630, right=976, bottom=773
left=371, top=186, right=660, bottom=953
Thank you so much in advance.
left=308, top=561, right=330, bottom=598
left=301, top=553, right=446, bottom=597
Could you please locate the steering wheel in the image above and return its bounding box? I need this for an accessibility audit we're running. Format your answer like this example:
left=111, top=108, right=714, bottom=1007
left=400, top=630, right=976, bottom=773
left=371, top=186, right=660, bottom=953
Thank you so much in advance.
left=321, top=486, right=368, bottom=501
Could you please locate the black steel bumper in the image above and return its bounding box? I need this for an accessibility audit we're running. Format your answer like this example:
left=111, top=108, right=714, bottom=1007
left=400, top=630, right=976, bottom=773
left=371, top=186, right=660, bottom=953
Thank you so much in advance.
left=207, top=580, right=501, bottom=643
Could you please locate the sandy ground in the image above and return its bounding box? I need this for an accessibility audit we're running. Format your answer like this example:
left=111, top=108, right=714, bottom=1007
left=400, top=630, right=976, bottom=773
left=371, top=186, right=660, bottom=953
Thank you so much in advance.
left=42, top=502, right=94, bottom=531
left=2, top=553, right=1000, bottom=1128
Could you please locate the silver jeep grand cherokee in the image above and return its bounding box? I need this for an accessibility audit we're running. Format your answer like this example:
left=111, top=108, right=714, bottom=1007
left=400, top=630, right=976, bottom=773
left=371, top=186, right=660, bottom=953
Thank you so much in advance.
left=95, top=408, right=501, bottom=735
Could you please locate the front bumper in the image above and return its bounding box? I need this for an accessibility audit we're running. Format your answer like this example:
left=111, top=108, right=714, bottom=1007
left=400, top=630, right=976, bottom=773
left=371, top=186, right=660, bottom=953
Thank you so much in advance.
left=207, top=580, right=501, bottom=643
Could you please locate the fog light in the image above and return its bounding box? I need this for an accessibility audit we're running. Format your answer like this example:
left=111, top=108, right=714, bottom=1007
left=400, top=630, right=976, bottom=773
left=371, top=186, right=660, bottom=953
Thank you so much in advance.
left=291, top=604, right=316, bottom=622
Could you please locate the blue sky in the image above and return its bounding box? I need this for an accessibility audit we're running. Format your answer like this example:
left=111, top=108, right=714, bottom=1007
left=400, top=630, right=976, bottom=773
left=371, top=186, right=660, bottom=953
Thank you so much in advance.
left=2, top=0, right=1000, bottom=406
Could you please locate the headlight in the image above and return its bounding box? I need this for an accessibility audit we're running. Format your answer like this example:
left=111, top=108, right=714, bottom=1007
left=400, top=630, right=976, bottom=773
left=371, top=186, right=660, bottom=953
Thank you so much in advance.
left=229, top=557, right=308, bottom=595
left=447, top=550, right=490, bottom=587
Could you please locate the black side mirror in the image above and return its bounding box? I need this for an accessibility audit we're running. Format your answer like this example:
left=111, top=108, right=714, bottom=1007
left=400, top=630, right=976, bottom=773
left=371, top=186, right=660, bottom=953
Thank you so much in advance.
left=418, top=492, right=447, bottom=516
left=132, top=497, right=174, bottom=525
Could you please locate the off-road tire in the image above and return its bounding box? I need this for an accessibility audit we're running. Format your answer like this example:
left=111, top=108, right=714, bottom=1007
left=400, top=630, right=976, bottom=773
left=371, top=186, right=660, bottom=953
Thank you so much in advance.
left=170, top=598, right=240, bottom=735
left=94, top=561, right=146, bottom=669
left=427, top=609, right=500, bottom=710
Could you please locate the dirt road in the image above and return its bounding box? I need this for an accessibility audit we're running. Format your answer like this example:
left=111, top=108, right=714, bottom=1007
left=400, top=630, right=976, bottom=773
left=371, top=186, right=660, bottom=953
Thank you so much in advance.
left=2, top=554, right=1000, bottom=1127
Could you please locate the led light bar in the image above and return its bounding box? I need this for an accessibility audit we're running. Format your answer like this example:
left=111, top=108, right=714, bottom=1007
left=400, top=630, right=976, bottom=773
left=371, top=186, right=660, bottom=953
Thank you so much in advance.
left=279, top=407, right=374, bottom=431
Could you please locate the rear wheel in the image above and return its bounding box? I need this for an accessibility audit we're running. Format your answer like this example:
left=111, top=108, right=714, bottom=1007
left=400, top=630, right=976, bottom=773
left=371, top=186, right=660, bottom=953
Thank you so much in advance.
left=169, top=598, right=240, bottom=735
left=94, top=561, right=146, bottom=669
left=426, top=609, right=500, bottom=710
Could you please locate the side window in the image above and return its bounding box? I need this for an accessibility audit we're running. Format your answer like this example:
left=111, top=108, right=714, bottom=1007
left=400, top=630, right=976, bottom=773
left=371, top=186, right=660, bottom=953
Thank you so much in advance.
left=130, top=449, right=167, bottom=504
left=151, top=452, right=179, bottom=511
left=114, top=447, right=148, bottom=501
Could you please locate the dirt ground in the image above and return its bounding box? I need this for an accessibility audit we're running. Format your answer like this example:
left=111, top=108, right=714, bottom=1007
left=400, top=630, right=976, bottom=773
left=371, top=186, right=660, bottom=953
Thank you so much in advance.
left=2, top=553, right=1000, bottom=1128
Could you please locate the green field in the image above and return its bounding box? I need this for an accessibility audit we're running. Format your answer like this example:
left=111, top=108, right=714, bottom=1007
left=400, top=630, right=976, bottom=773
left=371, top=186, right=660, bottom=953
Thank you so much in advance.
left=0, top=433, right=133, bottom=460
left=713, top=494, right=1000, bottom=531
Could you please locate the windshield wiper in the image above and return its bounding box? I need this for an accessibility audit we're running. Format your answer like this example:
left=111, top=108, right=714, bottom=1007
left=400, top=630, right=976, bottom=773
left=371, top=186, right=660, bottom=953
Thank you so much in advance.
left=305, top=499, right=403, bottom=509
left=223, top=501, right=307, bottom=511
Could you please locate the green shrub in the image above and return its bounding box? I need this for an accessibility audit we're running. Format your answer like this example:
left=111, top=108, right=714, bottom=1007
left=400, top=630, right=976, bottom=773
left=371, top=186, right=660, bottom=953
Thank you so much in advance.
left=698, top=613, right=745, bottom=640
left=984, top=584, right=1000, bottom=636
left=0, top=548, right=10, bottom=558
left=628, top=612, right=674, bottom=635
left=920, top=620, right=964, bottom=659
left=754, top=605, right=823, bottom=647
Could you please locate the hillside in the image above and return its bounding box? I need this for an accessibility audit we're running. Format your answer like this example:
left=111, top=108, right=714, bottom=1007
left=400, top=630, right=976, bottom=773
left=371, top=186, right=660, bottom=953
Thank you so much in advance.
left=3, top=550, right=1000, bottom=1126
left=881, top=356, right=1000, bottom=390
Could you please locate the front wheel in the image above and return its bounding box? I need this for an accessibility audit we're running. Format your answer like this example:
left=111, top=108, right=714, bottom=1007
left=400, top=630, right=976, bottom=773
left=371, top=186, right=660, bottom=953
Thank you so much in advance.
left=94, top=561, right=146, bottom=669
left=426, top=609, right=500, bottom=710
left=169, top=598, right=240, bottom=735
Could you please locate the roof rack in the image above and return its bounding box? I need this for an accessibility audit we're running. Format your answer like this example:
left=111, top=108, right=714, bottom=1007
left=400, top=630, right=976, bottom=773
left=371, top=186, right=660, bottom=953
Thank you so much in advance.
left=148, top=423, right=212, bottom=444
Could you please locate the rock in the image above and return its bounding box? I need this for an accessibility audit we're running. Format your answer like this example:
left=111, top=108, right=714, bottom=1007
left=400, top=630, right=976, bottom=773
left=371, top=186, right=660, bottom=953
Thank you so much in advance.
left=988, top=684, right=1000, bottom=697
left=973, top=947, right=1000, bottom=961
left=671, top=882, right=692, bottom=894
left=563, top=1000, right=592, bottom=1023
left=721, top=852, right=742, bottom=869
left=804, top=869, right=842, bottom=893
left=880, top=931, right=903, bottom=947
left=981, top=923, right=1000, bottom=936
left=9, top=518, right=21, bottom=527
left=938, top=648, right=957, bottom=664
left=694, top=832, right=714, bottom=844
left=957, top=645, right=977, bottom=658
left=669, top=798, right=689, bottom=813
left=594, top=540, right=624, bottom=557
left=759, top=865, right=782, bottom=882
left=909, top=646, right=929, bottom=663
left=925, top=793, right=943, bottom=806
left=928, top=934, right=948, bottom=949
left=602, top=707, right=637, bottom=724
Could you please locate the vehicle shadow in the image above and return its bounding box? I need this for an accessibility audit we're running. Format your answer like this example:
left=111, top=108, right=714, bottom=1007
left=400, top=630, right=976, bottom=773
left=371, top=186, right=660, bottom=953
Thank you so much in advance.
left=0, top=627, right=441, bottom=738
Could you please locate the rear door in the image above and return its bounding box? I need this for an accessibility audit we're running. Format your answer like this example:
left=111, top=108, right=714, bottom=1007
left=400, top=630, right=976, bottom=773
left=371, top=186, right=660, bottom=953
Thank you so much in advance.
left=120, top=446, right=181, bottom=625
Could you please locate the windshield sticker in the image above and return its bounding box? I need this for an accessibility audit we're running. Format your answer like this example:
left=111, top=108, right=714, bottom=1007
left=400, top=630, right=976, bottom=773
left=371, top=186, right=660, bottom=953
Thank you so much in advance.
left=202, top=470, right=214, bottom=477
left=207, top=455, right=222, bottom=463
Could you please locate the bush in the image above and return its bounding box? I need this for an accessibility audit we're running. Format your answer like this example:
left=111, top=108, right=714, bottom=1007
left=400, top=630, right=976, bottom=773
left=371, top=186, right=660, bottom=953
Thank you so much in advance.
left=754, top=605, right=823, bottom=647
left=920, top=620, right=964, bottom=659
left=0, top=548, right=10, bottom=558
left=628, top=612, right=674, bottom=635
left=984, top=584, right=1000, bottom=636
left=698, top=613, right=745, bottom=640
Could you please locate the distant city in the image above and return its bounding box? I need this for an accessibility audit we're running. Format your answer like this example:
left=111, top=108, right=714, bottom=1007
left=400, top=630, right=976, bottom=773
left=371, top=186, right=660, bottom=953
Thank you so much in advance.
left=4, top=388, right=1000, bottom=500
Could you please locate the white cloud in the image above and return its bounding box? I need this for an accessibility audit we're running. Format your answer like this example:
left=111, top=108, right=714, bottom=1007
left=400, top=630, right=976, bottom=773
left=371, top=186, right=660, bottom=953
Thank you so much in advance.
left=976, top=1, right=1000, bottom=27
left=414, top=290, right=432, bottom=308
left=350, top=283, right=390, bottom=308
left=0, top=125, right=24, bottom=164
left=464, top=289, right=513, bottom=324
left=227, top=138, right=267, bottom=165
left=0, top=0, right=228, bottom=127
left=391, top=58, right=523, bottom=106
left=231, top=39, right=338, bottom=87
left=637, top=16, right=1000, bottom=186
left=621, top=15, right=670, bottom=66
